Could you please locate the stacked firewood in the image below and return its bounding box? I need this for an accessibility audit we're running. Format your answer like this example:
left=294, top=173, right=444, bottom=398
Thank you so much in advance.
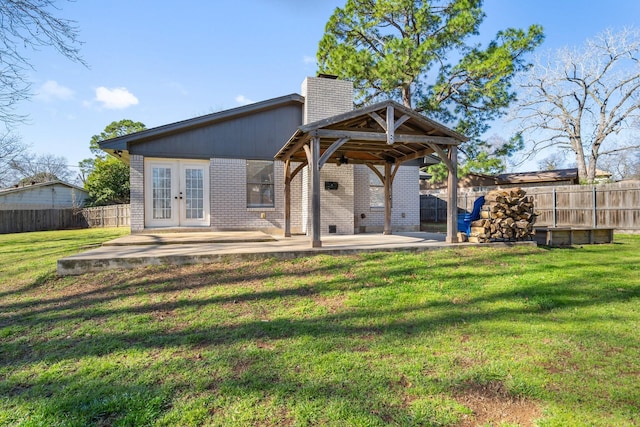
left=468, top=188, right=536, bottom=243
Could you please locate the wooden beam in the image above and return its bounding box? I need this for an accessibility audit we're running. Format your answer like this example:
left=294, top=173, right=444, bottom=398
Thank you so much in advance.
left=393, top=114, right=410, bottom=131
left=368, top=112, right=387, bottom=130
left=310, top=136, right=322, bottom=248
left=365, top=163, right=384, bottom=183
left=318, top=137, right=350, bottom=169
left=426, top=143, right=453, bottom=171
left=383, top=162, right=392, bottom=235
left=313, top=129, right=460, bottom=145
left=303, top=144, right=312, bottom=165
left=284, top=160, right=291, bottom=237
left=290, top=162, right=307, bottom=180
left=395, top=148, right=436, bottom=165
left=386, top=105, right=395, bottom=145
left=277, top=133, right=310, bottom=161
left=446, top=145, right=458, bottom=243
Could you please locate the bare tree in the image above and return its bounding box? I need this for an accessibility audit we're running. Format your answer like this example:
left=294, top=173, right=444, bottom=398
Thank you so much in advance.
left=537, top=153, right=567, bottom=171
left=0, top=132, right=28, bottom=186
left=599, top=150, right=640, bottom=181
left=9, top=152, right=72, bottom=184
left=513, top=27, right=640, bottom=183
left=0, top=0, right=85, bottom=125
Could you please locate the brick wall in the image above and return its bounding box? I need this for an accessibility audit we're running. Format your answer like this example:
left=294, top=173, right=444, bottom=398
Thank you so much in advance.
left=320, top=164, right=354, bottom=235
left=353, top=164, right=420, bottom=233
left=301, top=76, right=356, bottom=235
left=301, top=166, right=309, bottom=234
left=210, top=158, right=287, bottom=232
left=289, top=162, right=304, bottom=234
left=301, top=76, right=353, bottom=124
left=129, top=154, right=144, bottom=232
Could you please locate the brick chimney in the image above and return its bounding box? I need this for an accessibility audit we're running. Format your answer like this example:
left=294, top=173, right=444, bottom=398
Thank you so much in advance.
left=301, top=75, right=353, bottom=124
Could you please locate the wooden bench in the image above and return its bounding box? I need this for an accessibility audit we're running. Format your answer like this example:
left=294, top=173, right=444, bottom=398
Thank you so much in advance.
left=534, top=227, right=614, bottom=246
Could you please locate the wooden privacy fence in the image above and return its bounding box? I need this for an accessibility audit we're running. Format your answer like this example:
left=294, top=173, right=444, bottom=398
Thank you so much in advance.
left=0, top=204, right=130, bottom=234
left=421, top=181, right=640, bottom=232
left=81, top=204, right=130, bottom=228
left=0, top=209, right=88, bottom=234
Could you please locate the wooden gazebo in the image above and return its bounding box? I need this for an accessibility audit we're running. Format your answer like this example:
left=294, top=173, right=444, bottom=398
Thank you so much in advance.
left=275, top=100, right=468, bottom=247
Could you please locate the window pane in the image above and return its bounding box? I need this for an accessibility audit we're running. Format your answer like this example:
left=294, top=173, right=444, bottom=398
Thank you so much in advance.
left=247, top=160, right=274, bottom=207
left=185, top=167, right=204, bottom=219
left=152, top=167, right=172, bottom=219
left=369, top=166, right=384, bottom=208
left=370, top=187, right=385, bottom=208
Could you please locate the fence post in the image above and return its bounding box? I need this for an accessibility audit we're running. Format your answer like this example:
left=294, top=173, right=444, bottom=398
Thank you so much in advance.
left=434, top=197, right=438, bottom=222
left=592, top=186, right=597, bottom=228
left=552, top=188, right=557, bottom=228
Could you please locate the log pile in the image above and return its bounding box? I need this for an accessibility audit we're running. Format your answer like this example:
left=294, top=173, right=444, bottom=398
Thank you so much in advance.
left=468, top=188, right=536, bottom=243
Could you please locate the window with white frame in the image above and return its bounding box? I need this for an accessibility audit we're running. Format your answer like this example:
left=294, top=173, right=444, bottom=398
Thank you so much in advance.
left=369, top=166, right=385, bottom=208
left=246, top=160, right=274, bottom=208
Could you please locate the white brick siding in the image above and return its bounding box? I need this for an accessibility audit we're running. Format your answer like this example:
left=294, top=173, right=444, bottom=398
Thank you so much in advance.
left=210, top=158, right=293, bottom=233
left=128, top=77, right=420, bottom=235
left=320, top=164, right=354, bottom=235
left=130, top=154, right=144, bottom=232
left=392, top=166, right=420, bottom=231
left=301, top=76, right=353, bottom=124
left=289, top=162, right=304, bottom=234
left=353, top=164, right=420, bottom=233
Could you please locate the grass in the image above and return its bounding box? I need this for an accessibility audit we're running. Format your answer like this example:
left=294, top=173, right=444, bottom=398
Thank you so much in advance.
left=0, top=229, right=639, bottom=426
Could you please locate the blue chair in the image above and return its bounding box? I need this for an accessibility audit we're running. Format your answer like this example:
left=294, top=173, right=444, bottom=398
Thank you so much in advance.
left=458, top=196, right=485, bottom=235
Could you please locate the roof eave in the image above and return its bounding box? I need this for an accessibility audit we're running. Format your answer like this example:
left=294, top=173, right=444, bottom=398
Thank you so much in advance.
left=98, top=93, right=305, bottom=150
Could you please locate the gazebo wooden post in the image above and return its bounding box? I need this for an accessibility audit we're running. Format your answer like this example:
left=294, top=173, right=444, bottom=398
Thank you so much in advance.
left=383, top=162, right=392, bottom=235
left=284, top=160, right=291, bottom=237
left=446, top=145, right=459, bottom=243
left=310, top=136, right=322, bottom=248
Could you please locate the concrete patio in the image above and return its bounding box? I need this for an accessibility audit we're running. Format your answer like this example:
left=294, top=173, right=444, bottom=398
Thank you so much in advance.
left=57, top=231, right=536, bottom=275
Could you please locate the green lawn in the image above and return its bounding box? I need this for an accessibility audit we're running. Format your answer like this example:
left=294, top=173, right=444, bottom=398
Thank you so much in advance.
left=0, top=229, right=639, bottom=426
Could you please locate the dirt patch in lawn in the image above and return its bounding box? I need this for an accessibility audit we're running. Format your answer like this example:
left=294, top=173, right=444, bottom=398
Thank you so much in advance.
left=454, top=381, right=542, bottom=427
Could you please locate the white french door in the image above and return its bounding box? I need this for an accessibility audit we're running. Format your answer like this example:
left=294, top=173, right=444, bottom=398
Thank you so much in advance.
left=144, top=159, right=210, bottom=227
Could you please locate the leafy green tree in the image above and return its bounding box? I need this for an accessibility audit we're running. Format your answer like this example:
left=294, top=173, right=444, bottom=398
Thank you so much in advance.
left=317, top=0, right=544, bottom=178
left=79, top=118, right=145, bottom=183
left=82, top=119, right=145, bottom=205
left=89, top=119, right=146, bottom=159
left=85, top=156, right=130, bottom=205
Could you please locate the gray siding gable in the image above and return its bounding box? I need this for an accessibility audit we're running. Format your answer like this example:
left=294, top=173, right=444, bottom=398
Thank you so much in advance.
left=101, top=94, right=304, bottom=161
left=0, top=181, right=88, bottom=210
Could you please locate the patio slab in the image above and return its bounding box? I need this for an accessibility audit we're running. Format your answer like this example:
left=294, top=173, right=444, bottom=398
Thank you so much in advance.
left=102, top=230, right=276, bottom=246
left=57, top=232, right=536, bottom=276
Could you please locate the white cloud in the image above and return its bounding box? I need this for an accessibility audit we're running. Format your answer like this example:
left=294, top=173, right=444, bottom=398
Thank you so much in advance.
left=36, top=80, right=74, bottom=101
left=303, top=55, right=316, bottom=65
left=95, top=86, right=139, bottom=109
left=235, top=95, right=254, bottom=105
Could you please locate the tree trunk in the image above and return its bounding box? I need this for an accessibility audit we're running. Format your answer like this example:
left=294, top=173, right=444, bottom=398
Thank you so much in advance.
left=402, top=85, right=412, bottom=108
left=587, top=155, right=597, bottom=183
left=572, top=137, right=589, bottom=183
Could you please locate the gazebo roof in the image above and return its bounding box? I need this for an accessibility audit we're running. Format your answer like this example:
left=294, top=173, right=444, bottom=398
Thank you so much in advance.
left=275, top=100, right=467, bottom=166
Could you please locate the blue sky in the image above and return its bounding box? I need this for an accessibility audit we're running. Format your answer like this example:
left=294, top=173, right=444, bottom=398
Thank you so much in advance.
left=12, top=0, right=640, bottom=176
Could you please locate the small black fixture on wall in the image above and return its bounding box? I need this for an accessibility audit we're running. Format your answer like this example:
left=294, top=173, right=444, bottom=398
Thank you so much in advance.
left=325, top=181, right=339, bottom=190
